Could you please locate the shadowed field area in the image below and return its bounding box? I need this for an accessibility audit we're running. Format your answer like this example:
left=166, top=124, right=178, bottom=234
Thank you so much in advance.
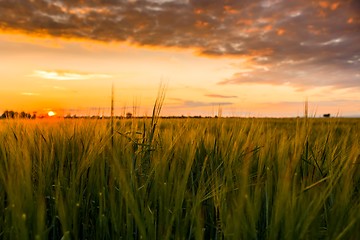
left=0, top=118, right=359, bottom=239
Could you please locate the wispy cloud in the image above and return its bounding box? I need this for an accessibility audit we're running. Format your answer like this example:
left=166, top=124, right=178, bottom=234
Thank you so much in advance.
left=219, top=58, right=360, bottom=89
left=21, top=92, right=40, bottom=96
left=205, top=94, right=238, bottom=99
left=31, top=70, right=112, bottom=81
left=182, top=100, right=233, bottom=108
left=168, top=98, right=233, bottom=108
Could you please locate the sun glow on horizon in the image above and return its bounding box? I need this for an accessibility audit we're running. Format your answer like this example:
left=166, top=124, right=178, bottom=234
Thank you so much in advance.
left=48, top=111, right=56, bottom=117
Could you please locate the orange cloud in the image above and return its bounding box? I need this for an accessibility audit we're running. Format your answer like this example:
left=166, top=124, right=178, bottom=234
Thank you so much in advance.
left=21, top=92, right=40, bottom=96
left=331, top=2, right=340, bottom=10
left=68, top=6, right=111, bottom=16
left=264, top=25, right=273, bottom=32
left=277, top=29, right=285, bottom=36
left=318, top=1, right=340, bottom=11
left=194, top=9, right=204, bottom=15
left=244, top=27, right=260, bottom=34
left=195, top=21, right=209, bottom=28
left=319, top=1, right=329, bottom=8
left=224, top=5, right=238, bottom=14
left=205, top=94, right=237, bottom=99
left=236, top=19, right=253, bottom=26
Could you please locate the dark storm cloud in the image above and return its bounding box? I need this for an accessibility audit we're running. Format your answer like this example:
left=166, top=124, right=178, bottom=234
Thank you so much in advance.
left=1, top=0, right=359, bottom=88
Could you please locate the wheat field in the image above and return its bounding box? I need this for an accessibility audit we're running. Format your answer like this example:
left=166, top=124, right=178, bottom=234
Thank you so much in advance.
left=0, top=117, right=359, bottom=239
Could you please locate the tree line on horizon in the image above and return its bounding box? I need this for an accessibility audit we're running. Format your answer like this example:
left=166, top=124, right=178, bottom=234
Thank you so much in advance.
left=1, top=110, right=36, bottom=119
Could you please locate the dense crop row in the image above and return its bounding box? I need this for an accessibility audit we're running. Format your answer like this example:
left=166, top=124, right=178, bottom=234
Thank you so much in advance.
left=0, top=118, right=359, bottom=239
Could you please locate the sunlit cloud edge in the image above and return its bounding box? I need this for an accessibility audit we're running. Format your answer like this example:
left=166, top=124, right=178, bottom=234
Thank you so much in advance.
left=30, top=70, right=113, bottom=81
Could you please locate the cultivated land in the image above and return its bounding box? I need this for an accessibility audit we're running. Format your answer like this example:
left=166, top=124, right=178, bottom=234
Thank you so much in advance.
left=0, top=117, right=359, bottom=239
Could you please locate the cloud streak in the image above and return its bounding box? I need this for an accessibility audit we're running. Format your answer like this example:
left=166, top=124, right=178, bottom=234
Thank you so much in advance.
left=168, top=98, right=234, bottom=108
left=21, top=92, right=40, bottom=96
left=31, top=70, right=112, bottom=81
left=205, top=94, right=238, bottom=99
left=1, top=0, right=359, bottom=88
left=182, top=100, right=233, bottom=108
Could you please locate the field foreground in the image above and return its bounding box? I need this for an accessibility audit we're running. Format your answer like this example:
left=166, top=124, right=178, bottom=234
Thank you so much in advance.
left=0, top=118, right=359, bottom=239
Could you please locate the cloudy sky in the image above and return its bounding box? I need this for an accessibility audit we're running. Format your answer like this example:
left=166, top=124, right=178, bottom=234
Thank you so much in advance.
left=0, top=0, right=359, bottom=117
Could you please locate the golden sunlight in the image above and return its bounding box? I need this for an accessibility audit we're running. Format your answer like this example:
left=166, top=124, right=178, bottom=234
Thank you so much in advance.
left=48, top=111, right=56, bottom=117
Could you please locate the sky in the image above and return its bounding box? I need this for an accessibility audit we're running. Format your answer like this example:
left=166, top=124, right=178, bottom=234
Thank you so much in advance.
left=0, top=0, right=359, bottom=117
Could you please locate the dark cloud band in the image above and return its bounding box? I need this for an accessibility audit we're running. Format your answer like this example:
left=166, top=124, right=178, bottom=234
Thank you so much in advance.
left=1, top=0, right=359, bottom=88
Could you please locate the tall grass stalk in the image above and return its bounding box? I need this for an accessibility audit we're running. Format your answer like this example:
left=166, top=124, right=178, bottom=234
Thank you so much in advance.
left=110, top=82, right=115, bottom=149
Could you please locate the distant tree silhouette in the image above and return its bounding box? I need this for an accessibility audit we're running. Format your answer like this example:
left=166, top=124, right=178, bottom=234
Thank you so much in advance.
left=1, top=111, right=7, bottom=118
left=1, top=110, right=35, bottom=119
left=20, top=111, right=26, bottom=118
left=126, top=112, right=133, bottom=118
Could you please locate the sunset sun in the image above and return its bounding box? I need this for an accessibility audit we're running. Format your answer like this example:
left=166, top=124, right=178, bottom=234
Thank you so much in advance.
left=48, top=111, right=56, bottom=117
